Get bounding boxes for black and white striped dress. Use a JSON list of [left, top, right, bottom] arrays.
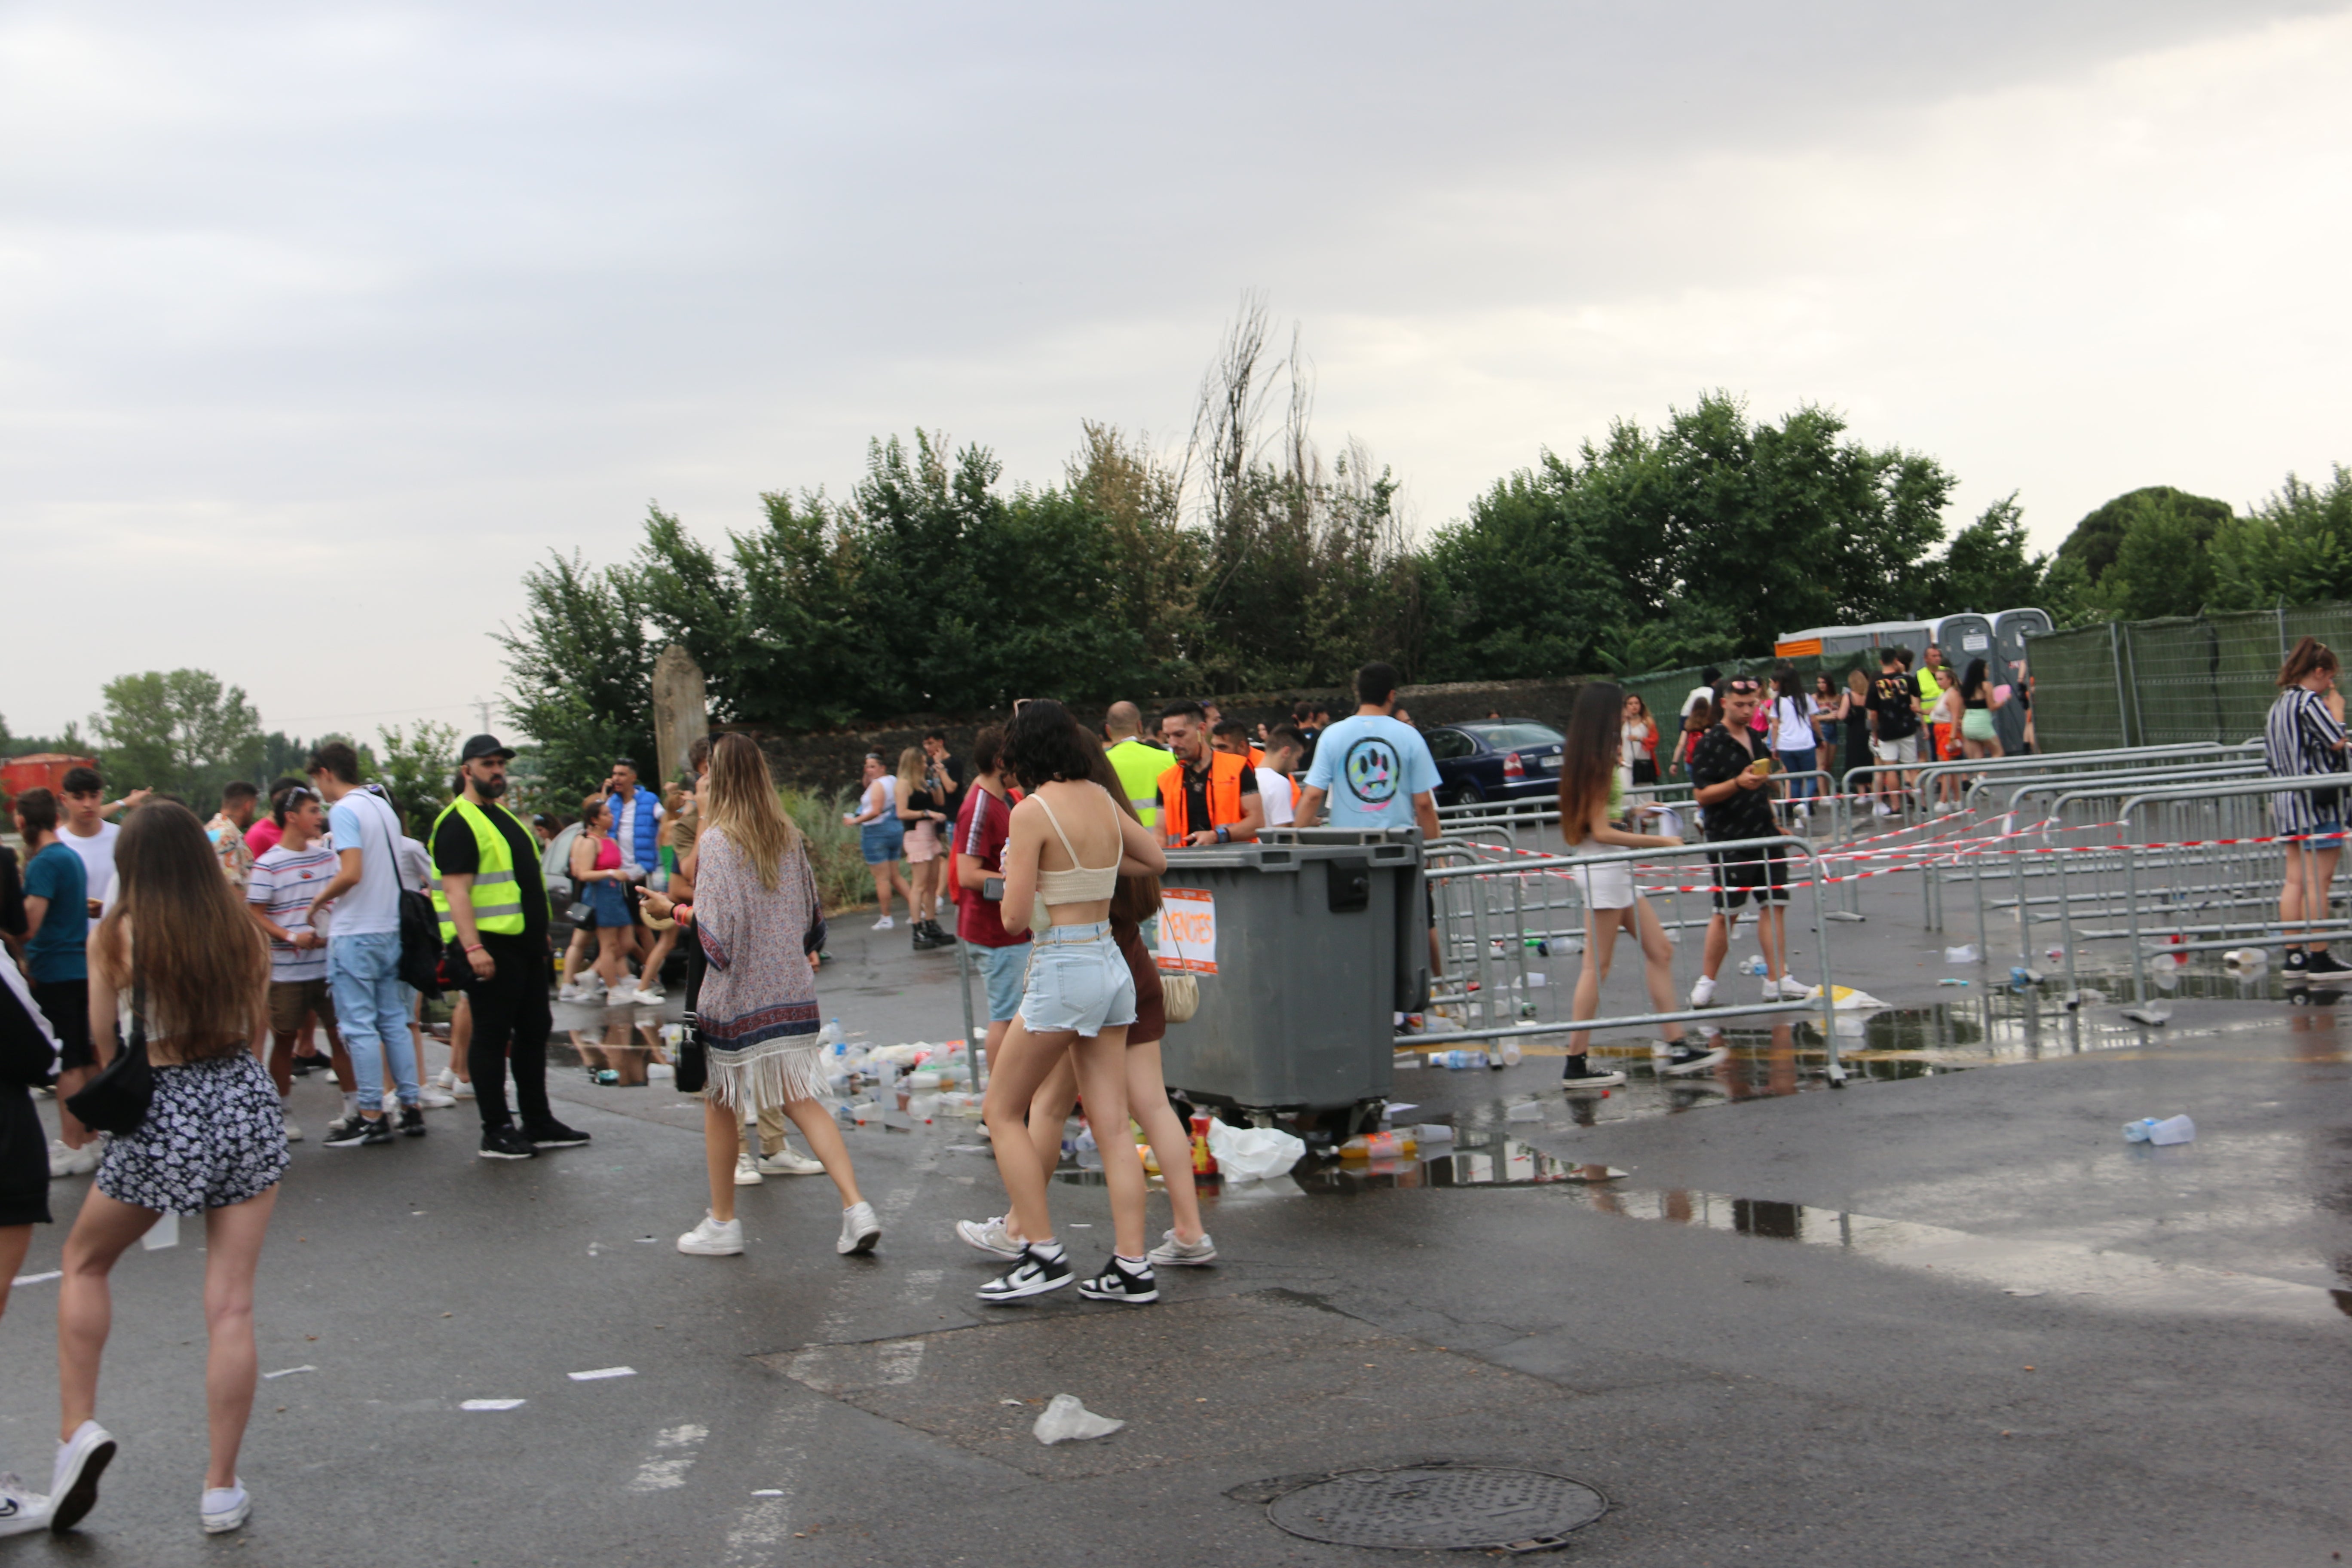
[[2263, 686, 2347, 833]]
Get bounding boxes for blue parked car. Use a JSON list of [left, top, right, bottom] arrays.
[[1421, 720, 1566, 806]]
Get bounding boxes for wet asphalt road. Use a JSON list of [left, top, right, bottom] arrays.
[[0, 872, 2347, 1568]]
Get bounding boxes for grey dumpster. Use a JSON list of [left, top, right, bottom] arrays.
[[1157, 827, 1427, 1137]]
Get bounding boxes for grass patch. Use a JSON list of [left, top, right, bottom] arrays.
[[782, 785, 880, 913]]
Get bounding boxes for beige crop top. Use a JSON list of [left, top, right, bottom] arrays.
[[1029, 785, 1123, 933]]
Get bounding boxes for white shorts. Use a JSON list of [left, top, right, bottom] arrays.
[[1572, 860, 1635, 911], [1871, 733, 1919, 765], [1018, 922, 1138, 1038]]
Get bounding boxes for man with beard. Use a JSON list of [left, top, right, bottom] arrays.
[[430, 735, 587, 1161]]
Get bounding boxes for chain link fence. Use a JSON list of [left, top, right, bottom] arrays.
[[2024, 603, 2352, 750]]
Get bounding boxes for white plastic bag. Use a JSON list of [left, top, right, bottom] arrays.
[[1032, 1393, 1124, 1445], [1205, 1121, 1306, 1181], [1944, 944, 1979, 964]]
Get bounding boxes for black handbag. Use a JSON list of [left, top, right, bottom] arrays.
[[674, 938, 708, 1094], [66, 984, 154, 1136]]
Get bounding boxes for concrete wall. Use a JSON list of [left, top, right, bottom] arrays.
[[749, 676, 1586, 799]]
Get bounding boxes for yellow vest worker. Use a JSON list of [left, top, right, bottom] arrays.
[[1106, 738, 1167, 830]]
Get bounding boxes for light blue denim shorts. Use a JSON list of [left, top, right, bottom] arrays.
[[973, 941, 1030, 1023], [1018, 921, 1137, 1038]]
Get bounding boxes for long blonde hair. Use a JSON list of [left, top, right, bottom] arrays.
[[895, 746, 926, 808], [701, 733, 799, 889], [92, 802, 268, 1058]]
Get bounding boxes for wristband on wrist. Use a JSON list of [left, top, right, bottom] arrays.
[[463, 943, 484, 953]]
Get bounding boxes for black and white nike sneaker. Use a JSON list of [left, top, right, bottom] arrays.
[[1076, 1257, 1159, 1305], [977, 1244, 1072, 1303]]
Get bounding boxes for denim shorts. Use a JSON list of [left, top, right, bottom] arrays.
[[2306, 818, 2346, 848], [1018, 921, 1137, 1038], [860, 820, 904, 865], [972, 940, 1030, 1023]]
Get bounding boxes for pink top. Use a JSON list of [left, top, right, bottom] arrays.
[[594, 835, 620, 873], [246, 818, 284, 857]]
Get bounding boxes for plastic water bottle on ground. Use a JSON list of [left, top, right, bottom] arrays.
[[2123, 1115, 2195, 1145]]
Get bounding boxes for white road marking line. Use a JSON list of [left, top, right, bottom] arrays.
[[10, 1271, 61, 1286], [570, 1366, 637, 1381], [461, 1399, 526, 1411], [262, 1365, 317, 1380], [629, 1422, 710, 1492]]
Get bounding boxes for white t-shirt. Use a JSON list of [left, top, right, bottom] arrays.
[[1304, 714, 1441, 830], [61, 820, 119, 907], [1680, 684, 1715, 718], [1770, 695, 1818, 752], [324, 789, 404, 937], [612, 789, 665, 871], [1257, 768, 1295, 827], [397, 835, 433, 894]]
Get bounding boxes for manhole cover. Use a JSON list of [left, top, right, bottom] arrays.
[[1266, 1464, 1605, 1551]]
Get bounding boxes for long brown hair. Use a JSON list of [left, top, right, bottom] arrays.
[[92, 802, 268, 1059], [2279, 636, 2339, 689], [1084, 723, 1161, 924], [702, 732, 800, 890], [1557, 682, 1622, 846]]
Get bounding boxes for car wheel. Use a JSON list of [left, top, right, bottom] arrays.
[[1442, 784, 1482, 808]]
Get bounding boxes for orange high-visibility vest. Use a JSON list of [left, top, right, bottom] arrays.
[[1158, 753, 1248, 844]]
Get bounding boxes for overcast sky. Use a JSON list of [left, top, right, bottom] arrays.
[[5, 1, 2349, 745]]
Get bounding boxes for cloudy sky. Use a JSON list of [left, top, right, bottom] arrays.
[[5, 1, 2349, 746]]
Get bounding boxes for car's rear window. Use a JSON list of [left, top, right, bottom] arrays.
[[1462, 723, 1563, 750]]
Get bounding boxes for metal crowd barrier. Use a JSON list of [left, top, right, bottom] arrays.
[[1412, 835, 1849, 1083]]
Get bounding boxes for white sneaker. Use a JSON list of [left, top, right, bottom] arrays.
[[1935, 801, 1958, 815], [450, 1077, 475, 1099], [0, 1473, 50, 1537], [557, 982, 588, 1003], [956, 1215, 1023, 1260], [1872, 802, 1894, 818], [49, 1419, 114, 1534], [1688, 975, 1717, 1009], [48, 1138, 101, 1179], [282, 1118, 303, 1144], [757, 1145, 825, 1176], [416, 1087, 456, 1109], [200, 1480, 250, 1534], [1776, 974, 1813, 1001], [1146, 1229, 1217, 1267], [633, 983, 666, 1005], [677, 1213, 743, 1256], [431, 1067, 456, 1090], [872, 916, 894, 931], [733, 1152, 764, 1187], [604, 981, 639, 1008], [836, 1201, 881, 1256]]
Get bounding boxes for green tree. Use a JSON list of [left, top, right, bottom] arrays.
[[1422, 459, 1626, 679], [374, 720, 462, 833], [2207, 466, 2352, 611], [91, 669, 263, 808], [1920, 495, 2049, 613], [2055, 485, 2232, 587], [2097, 490, 2228, 619], [495, 552, 654, 802]]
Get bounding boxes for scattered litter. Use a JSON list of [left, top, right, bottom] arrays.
[[2045, 946, 2065, 962], [1391, 1054, 1424, 1069], [568, 1366, 637, 1381], [1383, 1103, 1419, 1116], [143, 1212, 180, 1250], [1413, 1124, 1454, 1144], [2123, 1115, 2195, 1145], [1067, 1223, 1092, 1228], [10, 1271, 60, 1287], [2064, 987, 2107, 1009], [1809, 985, 1888, 1009], [2223, 947, 2270, 969], [2008, 967, 2044, 987], [1943, 944, 1979, 964], [1205, 1121, 1305, 1182], [1032, 1393, 1124, 1445], [2151, 966, 2179, 992], [999, 1399, 1025, 1406], [1937, 978, 1970, 987], [635, 1237, 658, 1244], [1504, 1100, 1544, 1122], [262, 1365, 317, 1380], [460, 1399, 526, 1411], [2120, 1004, 2172, 1026]]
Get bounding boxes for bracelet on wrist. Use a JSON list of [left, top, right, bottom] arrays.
[[463, 943, 484, 953]]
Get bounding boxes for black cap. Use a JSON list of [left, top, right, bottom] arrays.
[[459, 734, 516, 763]]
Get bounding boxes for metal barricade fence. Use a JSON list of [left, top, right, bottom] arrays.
[[1411, 835, 1850, 1083]]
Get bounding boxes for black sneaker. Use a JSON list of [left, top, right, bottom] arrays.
[[2285, 949, 2309, 974], [398, 1106, 428, 1138], [1559, 1054, 1627, 1090], [1076, 1256, 1159, 1305], [526, 1120, 591, 1149], [2305, 949, 2349, 976], [977, 1244, 1073, 1303], [478, 1126, 538, 1160], [291, 1056, 327, 1076], [1660, 1043, 1729, 1076], [323, 1115, 393, 1148]]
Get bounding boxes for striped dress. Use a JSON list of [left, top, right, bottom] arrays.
[[2263, 685, 2347, 832], [692, 827, 827, 1111]]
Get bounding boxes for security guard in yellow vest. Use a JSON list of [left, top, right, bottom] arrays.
[[430, 734, 584, 1160], [1101, 700, 1167, 830]]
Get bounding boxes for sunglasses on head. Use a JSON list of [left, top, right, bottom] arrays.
[[1724, 679, 1761, 693]]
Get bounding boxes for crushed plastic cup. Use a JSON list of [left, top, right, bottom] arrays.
[[1496, 1040, 1523, 1067], [2123, 1115, 2195, 1145], [2223, 947, 2269, 969], [1504, 1100, 1544, 1122], [1944, 944, 1980, 964], [1032, 1393, 1124, 1445]]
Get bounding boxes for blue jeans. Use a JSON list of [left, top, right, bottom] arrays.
[[1777, 749, 1819, 800], [328, 931, 420, 1114]]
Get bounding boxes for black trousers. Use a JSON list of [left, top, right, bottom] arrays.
[[463, 941, 553, 1133], [31, 979, 92, 1072]]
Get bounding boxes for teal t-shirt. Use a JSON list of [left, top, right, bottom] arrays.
[[1304, 714, 1441, 830], [23, 841, 89, 983]]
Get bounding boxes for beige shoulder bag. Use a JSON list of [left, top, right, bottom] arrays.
[[1157, 908, 1200, 1024]]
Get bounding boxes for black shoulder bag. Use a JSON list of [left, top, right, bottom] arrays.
[[67, 984, 155, 1136]]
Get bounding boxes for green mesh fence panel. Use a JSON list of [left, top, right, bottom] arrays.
[[2022, 601, 2352, 751], [2021, 624, 2123, 752]]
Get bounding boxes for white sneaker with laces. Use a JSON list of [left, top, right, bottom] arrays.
[[1688, 974, 1717, 1009], [956, 1215, 1023, 1259], [47, 1138, 100, 1179], [49, 1418, 114, 1534], [733, 1152, 764, 1186], [634, 983, 666, 1004], [604, 981, 639, 1008], [416, 1087, 456, 1109], [1873, 801, 1894, 818], [431, 1067, 455, 1090], [200, 1481, 250, 1534], [0, 1473, 49, 1537], [1777, 974, 1814, 1000], [450, 1078, 475, 1099], [1146, 1229, 1217, 1267], [837, 1201, 881, 1256], [758, 1145, 825, 1176], [872, 916, 894, 931], [677, 1213, 743, 1255]]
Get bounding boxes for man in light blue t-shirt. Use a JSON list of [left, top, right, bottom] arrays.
[[1298, 661, 1442, 839]]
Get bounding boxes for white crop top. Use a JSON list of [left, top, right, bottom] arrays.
[[1029, 785, 1123, 933]]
